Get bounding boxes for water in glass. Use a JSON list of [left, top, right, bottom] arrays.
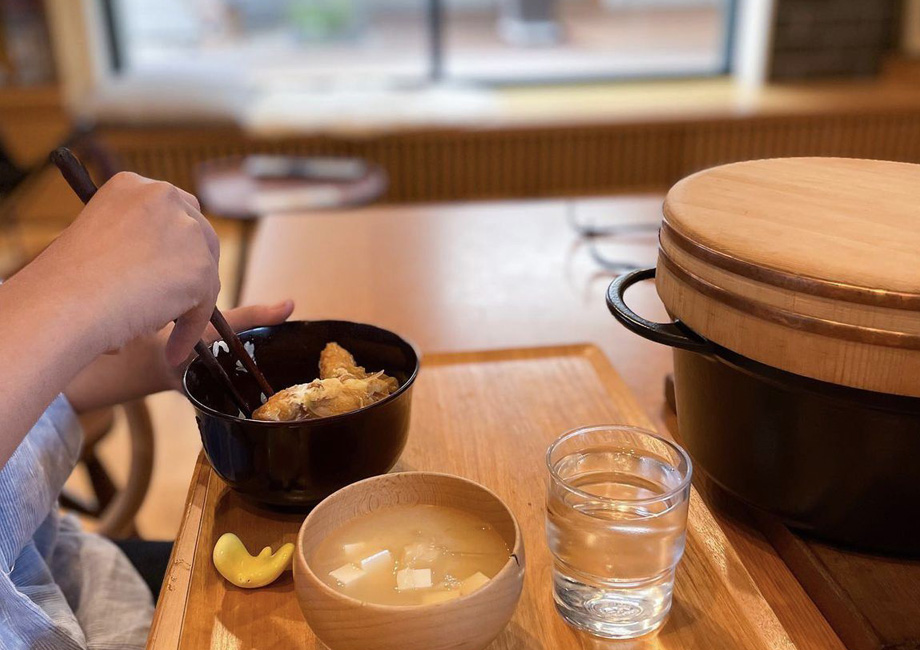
[[546, 426, 691, 639]]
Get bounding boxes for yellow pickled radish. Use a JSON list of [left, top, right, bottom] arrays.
[[213, 533, 294, 589]]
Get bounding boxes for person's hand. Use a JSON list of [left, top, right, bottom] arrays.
[[35, 172, 220, 364], [162, 299, 296, 391], [63, 300, 295, 412]]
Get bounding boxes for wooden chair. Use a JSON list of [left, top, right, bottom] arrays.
[[62, 402, 155, 538]]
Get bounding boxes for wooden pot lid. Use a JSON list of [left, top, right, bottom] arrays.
[[657, 157, 920, 397]]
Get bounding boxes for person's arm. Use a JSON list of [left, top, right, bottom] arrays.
[[0, 171, 221, 470], [0, 262, 109, 468], [64, 301, 294, 413]]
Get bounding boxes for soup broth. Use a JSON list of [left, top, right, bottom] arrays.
[[311, 504, 510, 606]]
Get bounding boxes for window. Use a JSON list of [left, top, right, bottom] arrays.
[[444, 0, 734, 82], [109, 0, 432, 89], [106, 0, 736, 88]]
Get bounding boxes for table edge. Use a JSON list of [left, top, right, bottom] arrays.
[[146, 454, 212, 650]]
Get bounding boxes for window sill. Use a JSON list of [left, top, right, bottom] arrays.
[[53, 56, 920, 136], [241, 59, 920, 136]]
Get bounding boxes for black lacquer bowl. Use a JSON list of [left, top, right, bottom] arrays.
[[183, 320, 419, 508]]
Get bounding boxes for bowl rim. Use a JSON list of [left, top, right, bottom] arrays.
[[182, 319, 421, 427], [295, 471, 525, 612]]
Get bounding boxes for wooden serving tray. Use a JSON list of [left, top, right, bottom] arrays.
[[147, 346, 798, 650]]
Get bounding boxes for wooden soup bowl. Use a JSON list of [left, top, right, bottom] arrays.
[[294, 472, 525, 650]]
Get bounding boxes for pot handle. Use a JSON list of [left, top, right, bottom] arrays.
[[606, 267, 713, 353]]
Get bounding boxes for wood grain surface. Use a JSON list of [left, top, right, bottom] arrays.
[[759, 514, 920, 650], [663, 158, 920, 297], [149, 346, 801, 650], [658, 158, 920, 397], [655, 256, 920, 397]]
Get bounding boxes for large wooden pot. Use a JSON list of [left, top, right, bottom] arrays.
[[607, 158, 920, 555]]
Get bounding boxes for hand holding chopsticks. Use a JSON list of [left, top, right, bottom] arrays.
[[50, 147, 274, 417]]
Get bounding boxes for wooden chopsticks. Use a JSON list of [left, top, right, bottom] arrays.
[[50, 147, 274, 417]]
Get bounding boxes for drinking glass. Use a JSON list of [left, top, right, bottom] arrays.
[[545, 425, 692, 639]]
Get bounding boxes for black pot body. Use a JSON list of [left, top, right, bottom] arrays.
[[184, 320, 419, 508], [607, 269, 920, 556], [673, 346, 920, 555]]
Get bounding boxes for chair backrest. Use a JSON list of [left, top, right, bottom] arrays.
[[0, 131, 123, 278]]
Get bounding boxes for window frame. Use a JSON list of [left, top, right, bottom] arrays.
[[100, 0, 739, 86]]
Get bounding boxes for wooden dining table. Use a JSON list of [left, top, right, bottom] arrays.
[[150, 196, 849, 650], [238, 196, 673, 422]]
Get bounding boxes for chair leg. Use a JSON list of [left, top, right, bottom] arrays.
[[96, 400, 155, 539], [64, 400, 155, 540], [59, 490, 100, 517], [84, 449, 118, 512]]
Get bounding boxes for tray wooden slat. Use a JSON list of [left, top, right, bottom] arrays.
[[149, 345, 798, 649], [760, 514, 920, 650]]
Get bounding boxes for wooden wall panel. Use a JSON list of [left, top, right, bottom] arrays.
[[97, 111, 920, 205]]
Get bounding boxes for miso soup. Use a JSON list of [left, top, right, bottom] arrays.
[[311, 504, 510, 606]]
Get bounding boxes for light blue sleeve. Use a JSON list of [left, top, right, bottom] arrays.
[[0, 395, 82, 572]]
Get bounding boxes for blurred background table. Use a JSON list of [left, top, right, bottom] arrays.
[[196, 155, 388, 302], [240, 194, 843, 650], [240, 195, 670, 419]]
